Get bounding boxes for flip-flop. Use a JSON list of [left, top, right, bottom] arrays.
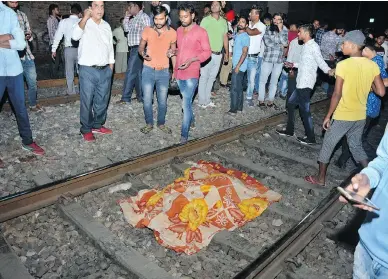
[[304, 175, 325, 186]]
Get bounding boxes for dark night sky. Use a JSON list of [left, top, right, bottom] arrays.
[[288, 1, 388, 32]]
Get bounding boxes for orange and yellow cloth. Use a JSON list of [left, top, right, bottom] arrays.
[[118, 161, 281, 255]]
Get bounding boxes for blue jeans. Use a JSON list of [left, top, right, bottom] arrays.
[[258, 61, 283, 102], [286, 88, 315, 141], [353, 243, 388, 279], [79, 65, 112, 134], [0, 74, 33, 145], [230, 70, 244, 112], [142, 66, 170, 126], [177, 78, 198, 140], [253, 56, 263, 93], [122, 46, 143, 102], [246, 56, 258, 100], [21, 58, 38, 106], [277, 69, 288, 97]]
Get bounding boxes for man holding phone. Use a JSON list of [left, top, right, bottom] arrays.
[[138, 5, 176, 135], [72, 1, 115, 142], [339, 126, 388, 278], [173, 3, 211, 143]]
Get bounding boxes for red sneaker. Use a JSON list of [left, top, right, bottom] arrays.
[[22, 142, 45, 156], [92, 126, 112, 135], [83, 132, 96, 142]]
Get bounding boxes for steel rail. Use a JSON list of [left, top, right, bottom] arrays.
[[0, 99, 329, 223]]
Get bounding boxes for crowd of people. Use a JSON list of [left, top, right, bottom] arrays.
[[1, 1, 388, 277]]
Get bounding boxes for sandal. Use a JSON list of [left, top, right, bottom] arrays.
[[304, 175, 325, 186], [257, 102, 266, 108], [140, 125, 153, 134], [158, 125, 172, 134]]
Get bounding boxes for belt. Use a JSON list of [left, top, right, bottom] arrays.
[[212, 51, 222, 55], [130, 45, 139, 48], [65, 46, 77, 48], [91, 65, 108, 70], [248, 53, 259, 57], [149, 66, 169, 71]]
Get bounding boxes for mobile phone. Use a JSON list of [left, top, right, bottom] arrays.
[[178, 63, 187, 69], [337, 187, 380, 211]]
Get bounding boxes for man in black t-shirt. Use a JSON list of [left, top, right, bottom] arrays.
[[375, 33, 386, 58]]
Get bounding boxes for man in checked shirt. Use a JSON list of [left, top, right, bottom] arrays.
[[118, 1, 151, 104]]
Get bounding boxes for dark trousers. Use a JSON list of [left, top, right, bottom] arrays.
[[337, 116, 374, 164], [286, 87, 315, 141], [50, 44, 62, 78], [286, 71, 297, 108], [0, 74, 33, 145], [230, 70, 244, 113], [321, 60, 336, 97], [121, 46, 143, 102], [79, 65, 112, 134]]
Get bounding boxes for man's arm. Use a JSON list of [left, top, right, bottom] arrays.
[[223, 32, 229, 61], [47, 17, 56, 42], [138, 38, 147, 57], [170, 41, 177, 70], [245, 26, 261, 36], [322, 76, 343, 129], [73, 8, 91, 41], [0, 15, 26, 50], [108, 29, 115, 70], [371, 75, 386, 97], [313, 44, 331, 73], [52, 20, 65, 52], [196, 30, 212, 63], [24, 13, 33, 42]]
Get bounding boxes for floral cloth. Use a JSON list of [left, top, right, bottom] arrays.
[[119, 161, 281, 255]]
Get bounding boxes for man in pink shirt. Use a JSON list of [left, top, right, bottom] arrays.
[[172, 3, 211, 144]]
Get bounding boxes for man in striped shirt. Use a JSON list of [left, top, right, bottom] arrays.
[[47, 3, 61, 79], [118, 1, 151, 104]]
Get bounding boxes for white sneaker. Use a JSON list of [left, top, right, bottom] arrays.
[[198, 104, 208, 108], [207, 102, 216, 108]]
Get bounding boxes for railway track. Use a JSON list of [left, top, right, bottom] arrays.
[[0, 98, 356, 279]]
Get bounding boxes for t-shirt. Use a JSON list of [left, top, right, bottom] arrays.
[[232, 32, 250, 72], [367, 55, 388, 118], [200, 15, 228, 52], [375, 46, 385, 58], [333, 57, 380, 121], [142, 26, 177, 69], [248, 20, 266, 54]]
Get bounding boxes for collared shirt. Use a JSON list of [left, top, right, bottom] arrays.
[[359, 131, 388, 269], [112, 26, 128, 53], [141, 26, 176, 69], [47, 15, 59, 45], [52, 15, 80, 52], [232, 32, 250, 72], [72, 18, 115, 66], [0, 2, 26, 76], [262, 25, 288, 64], [15, 9, 34, 60], [320, 31, 342, 60], [248, 20, 266, 55], [367, 55, 388, 118], [200, 15, 228, 52], [124, 10, 151, 47], [294, 39, 331, 89], [314, 28, 326, 46], [175, 24, 211, 80], [286, 38, 303, 64]]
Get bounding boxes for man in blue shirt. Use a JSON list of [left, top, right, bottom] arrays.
[[0, 1, 44, 166], [227, 16, 249, 115], [340, 125, 388, 278]]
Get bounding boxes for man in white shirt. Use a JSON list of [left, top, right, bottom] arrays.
[[72, 1, 115, 142], [245, 5, 266, 106], [276, 23, 334, 145], [52, 3, 82, 95], [112, 17, 128, 73]]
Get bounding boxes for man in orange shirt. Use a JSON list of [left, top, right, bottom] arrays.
[[138, 5, 176, 134]]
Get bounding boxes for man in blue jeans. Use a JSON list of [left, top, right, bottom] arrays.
[[72, 1, 115, 142], [6, 1, 42, 112], [0, 1, 45, 164], [339, 125, 388, 279], [138, 5, 176, 135], [245, 5, 266, 106], [173, 3, 211, 144], [118, 1, 151, 104]]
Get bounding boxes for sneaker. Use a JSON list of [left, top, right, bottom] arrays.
[[180, 137, 188, 144], [158, 125, 172, 134], [198, 104, 208, 108], [280, 95, 287, 100], [207, 102, 216, 108], [92, 126, 113, 135], [140, 125, 154, 134], [226, 111, 237, 116], [83, 132, 96, 142], [116, 100, 130, 105], [22, 142, 45, 156], [190, 121, 196, 129], [297, 136, 317, 145], [246, 99, 254, 107], [29, 104, 44, 112], [276, 129, 294, 137]]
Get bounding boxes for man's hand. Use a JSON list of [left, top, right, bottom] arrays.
[[284, 61, 293, 68], [234, 66, 240, 74], [178, 58, 193, 70], [142, 52, 152, 61], [0, 34, 13, 42], [339, 174, 373, 211], [224, 54, 229, 63], [328, 69, 336, 77], [125, 10, 131, 17], [51, 52, 56, 59], [166, 49, 176, 58], [329, 54, 335, 61], [109, 64, 114, 71], [322, 116, 331, 130], [83, 7, 92, 20]]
